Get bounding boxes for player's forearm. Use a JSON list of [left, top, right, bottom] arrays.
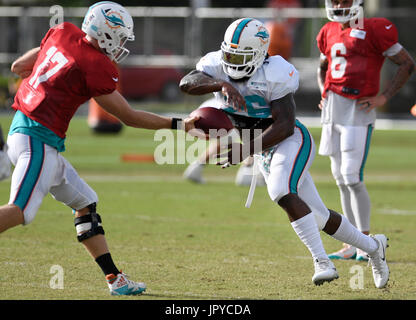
[[248, 120, 294, 155], [94, 91, 173, 130], [317, 67, 326, 94], [247, 95, 295, 154], [11, 47, 40, 78], [126, 109, 173, 130], [317, 58, 328, 95], [383, 49, 415, 101], [179, 70, 225, 95]]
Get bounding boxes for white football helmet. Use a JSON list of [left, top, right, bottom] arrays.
[[325, 0, 363, 23], [221, 18, 270, 80], [82, 1, 135, 63]]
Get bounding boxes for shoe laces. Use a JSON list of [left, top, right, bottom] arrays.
[[315, 258, 332, 271], [367, 243, 383, 275]]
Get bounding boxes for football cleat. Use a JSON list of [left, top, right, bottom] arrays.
[[312, 258, 339, 286], [183, 161, 206, 184], [328, 243, 357, 260], [356, 248, 369, 261], [368, 234, 389, 289], [106, 272, 146, 296]]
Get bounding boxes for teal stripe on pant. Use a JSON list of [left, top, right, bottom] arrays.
[[359, 124, 373, 182], [13, 136, 45, 211], [289, 120, 312, 194]]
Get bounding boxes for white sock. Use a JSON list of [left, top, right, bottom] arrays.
[[348, 182, 371, 232], [331, 215, 378, 254], [338, 184, 357, 227], [291, 213, 328, 260]]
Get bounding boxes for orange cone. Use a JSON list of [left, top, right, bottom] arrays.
[[88, 98, 123, 133]]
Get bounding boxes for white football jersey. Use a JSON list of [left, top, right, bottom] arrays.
[[196, 50, 299, 118]]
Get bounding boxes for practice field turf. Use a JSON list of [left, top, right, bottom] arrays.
[[0, 114, 415, 301]]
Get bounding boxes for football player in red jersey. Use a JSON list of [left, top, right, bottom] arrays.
[[1, 2, 197, 296], [317, 0, 415, 261]]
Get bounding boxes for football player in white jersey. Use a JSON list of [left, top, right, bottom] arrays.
[[180, 18, 390, 288]]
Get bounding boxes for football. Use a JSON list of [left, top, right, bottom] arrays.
[[189, 107, 234, 138]]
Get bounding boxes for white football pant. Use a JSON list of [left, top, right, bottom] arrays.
[[257, 120, 330, 230], [7, 133, 98, 225]]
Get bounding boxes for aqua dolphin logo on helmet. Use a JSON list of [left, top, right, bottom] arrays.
[[255, 30, 269, 40], [102, 9, 125, 29], [255, 27, 269, 45]]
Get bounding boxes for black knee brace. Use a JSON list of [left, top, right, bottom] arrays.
[[74, 203, 105, 242]]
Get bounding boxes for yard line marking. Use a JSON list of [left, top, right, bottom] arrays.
[[378, 209, 416, 215]]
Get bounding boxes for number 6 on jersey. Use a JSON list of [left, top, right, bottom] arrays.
[[330, 43, 347, 79]]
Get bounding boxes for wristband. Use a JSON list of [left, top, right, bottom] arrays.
[[171, 118, 183, 130]]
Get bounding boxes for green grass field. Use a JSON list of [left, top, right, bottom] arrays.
[[0, 114, 415, 300]]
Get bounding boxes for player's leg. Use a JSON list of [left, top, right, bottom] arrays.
[[327, 150, 358, 260], [0, 204, 24, 233], [339, 124, 373, 261], [183, 138, 220, 184], [49, 155, 145, 295], [298, 171, 389, 288], [322, 209, 389, 288], [0, 133, 51, 233], [265, 121, 338, 285], [322, 124, 363, 260]]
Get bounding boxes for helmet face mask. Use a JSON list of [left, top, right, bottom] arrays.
[[325, 0, 363, 24], [82, 1, 135, 63], [221, 18, 270, 80]]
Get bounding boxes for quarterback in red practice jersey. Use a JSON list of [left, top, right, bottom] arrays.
[[317, 0, 415, 261], [2, 2, 197, 296]]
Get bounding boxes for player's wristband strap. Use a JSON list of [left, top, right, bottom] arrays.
[[171, 118, 183, 130]]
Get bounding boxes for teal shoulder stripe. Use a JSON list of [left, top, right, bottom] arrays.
[[289, 120, 312, 193], [359, 124, 373, 182], [231, 18, 253, 45], [13, 136, 45, 211]]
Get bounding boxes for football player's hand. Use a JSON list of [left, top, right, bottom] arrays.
[[216, 142, 247, 168], [318, 97, 325, 110], [357, 95, 387, 113], [221, 82, 247, 112], [183, 115, 200, 132]]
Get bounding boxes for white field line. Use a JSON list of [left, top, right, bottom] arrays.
[[378, 208, 416, 215]]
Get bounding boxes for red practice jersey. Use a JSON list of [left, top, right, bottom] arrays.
[[12, 22, 118, 138], [317, 18, 398, 99]]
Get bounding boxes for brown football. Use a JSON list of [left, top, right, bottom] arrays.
[[189, 107, 234, 137]]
